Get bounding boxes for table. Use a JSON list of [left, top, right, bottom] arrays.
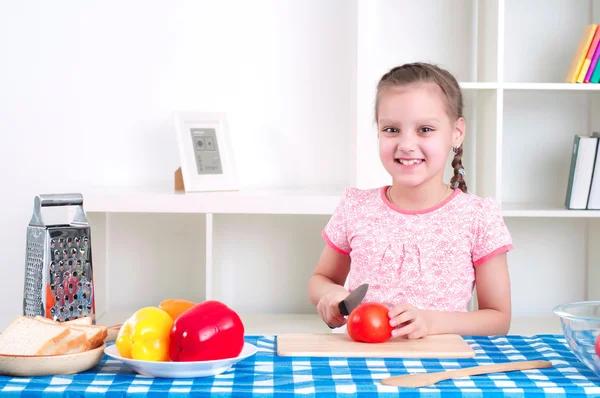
[[0, 334, 599, 397]]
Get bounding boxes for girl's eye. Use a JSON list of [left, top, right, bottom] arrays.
[[419, 127, 434, 134], [382, 127, 398, 133]]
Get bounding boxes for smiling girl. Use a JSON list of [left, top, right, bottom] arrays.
[[308, 62, 513, 339]]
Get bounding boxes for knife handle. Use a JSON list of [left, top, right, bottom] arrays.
[[326, 301, 349, 329], [338, 301, 349, 316]]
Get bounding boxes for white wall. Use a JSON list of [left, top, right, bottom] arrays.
[[354, 0, 479, 190], [1, 0, 597, 333], [0, 0, 354, 329]]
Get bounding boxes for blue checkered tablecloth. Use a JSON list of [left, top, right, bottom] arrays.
[[1, 334, 599, 397]]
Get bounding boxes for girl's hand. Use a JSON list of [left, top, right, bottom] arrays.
[[316, 290, 350, 328], [388, 303, 431, 339]]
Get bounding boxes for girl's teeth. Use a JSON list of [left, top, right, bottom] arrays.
[[399, 159, 423, 165]]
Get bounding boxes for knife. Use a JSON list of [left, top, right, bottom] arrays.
[[338, 283, 369, 316]]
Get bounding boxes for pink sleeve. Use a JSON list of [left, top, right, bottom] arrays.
[[472, 198, 513, 267], [322, 188, 353, 256]]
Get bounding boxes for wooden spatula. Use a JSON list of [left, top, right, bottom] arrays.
[[380, 359, 552, 388]]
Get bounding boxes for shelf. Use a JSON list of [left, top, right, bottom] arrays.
[[456, 83, 600, 91], [81, 186, 344, 215], [96, 311, 563, 336], [503, 83, 600, 91], [81, 190, 600, 218], [502, 203, 600, 218], [459, 82, 498, 90], [459, 83, 600, 91]]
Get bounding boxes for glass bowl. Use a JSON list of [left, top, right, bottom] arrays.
[[553, 301, 600, 377]]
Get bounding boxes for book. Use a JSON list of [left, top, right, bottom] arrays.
[[565, 24, 598, 83], [587, 132, 600, 209], [565, 134, 598, 209], [585, 40, 600, 82], [592, 53, 600, 83], [582, 27, 600, 82]]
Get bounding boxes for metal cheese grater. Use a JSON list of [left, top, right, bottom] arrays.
[[23, 193, 95, 323]]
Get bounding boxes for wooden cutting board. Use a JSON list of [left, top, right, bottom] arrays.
[[276, 333, 475, 358]]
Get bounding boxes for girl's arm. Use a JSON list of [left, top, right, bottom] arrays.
[[308, 245, 351, 305], [308, 245, 352, 328], [389, 253, 511, 337], [427, 253, 511, 336]]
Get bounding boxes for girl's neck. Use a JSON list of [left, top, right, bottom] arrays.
[[387, 180, 451, 211]]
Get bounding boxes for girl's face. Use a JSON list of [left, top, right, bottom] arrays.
[[377, 82, 465, 189]]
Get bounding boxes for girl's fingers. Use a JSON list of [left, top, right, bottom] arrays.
[[392, 319, 419, 337], [317, 302, 326, 320], [388, 304, 411, 319], [331, 312, 347, 327], [326, 303, 346, 328], [318, 302, 333, 326], [329, 317, 346, 328], [385, 304, 427, 340], [390, 310, 414, 327]]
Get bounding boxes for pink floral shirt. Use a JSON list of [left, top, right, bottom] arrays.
[[322, 186, 513, 313]]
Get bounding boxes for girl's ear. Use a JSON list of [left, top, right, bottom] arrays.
[[453, 117, 466, 148]]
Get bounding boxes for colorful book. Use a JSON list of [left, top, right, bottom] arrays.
[[582, 27, 600, 82], [565, 24, 597, 83], [585, 38, 600, 82], [592, 53, 600, 83]]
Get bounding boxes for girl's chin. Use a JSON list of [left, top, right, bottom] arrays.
[[389, 171, 443, 187], [385, 164, 425, 179], [391, 179, 425, 188]]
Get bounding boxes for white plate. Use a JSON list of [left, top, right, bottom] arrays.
[[104, 342, 257, 378], [0, 343, 106, 377]]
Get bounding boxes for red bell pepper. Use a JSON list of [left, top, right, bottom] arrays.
[[168, 300, 245, 362]]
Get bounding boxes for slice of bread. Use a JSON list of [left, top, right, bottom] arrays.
[[44, 328, 87, 355], [65, 325, 107, 351], [65, 316, 93, 326], [0, 316, 70, 356], [35, 316, 108, 351]]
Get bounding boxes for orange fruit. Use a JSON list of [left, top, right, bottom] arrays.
[[158, 299, 196, 321]]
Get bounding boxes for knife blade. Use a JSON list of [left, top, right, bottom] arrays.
[[338, 283, 369, 316]]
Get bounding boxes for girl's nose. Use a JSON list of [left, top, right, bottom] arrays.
[[395, 135, 416, 153]]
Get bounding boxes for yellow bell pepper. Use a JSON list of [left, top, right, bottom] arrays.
[[115, 307, 173, 361]]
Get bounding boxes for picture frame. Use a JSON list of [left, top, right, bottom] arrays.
[[173, 111, 239, 192]]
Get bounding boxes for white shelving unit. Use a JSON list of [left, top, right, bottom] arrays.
[[83, 0, 600, 337]]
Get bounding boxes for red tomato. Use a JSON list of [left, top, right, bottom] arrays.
[[347, 302, 393, 343], [595, 333, 600, 359]]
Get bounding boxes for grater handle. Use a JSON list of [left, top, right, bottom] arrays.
[[29, 193, 89, 227], [38, 194, 83, 207]]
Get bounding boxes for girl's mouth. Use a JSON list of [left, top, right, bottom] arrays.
[[395, 158, 424, 166]]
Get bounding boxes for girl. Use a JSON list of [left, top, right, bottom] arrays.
[[308, 62, 513, 339]]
